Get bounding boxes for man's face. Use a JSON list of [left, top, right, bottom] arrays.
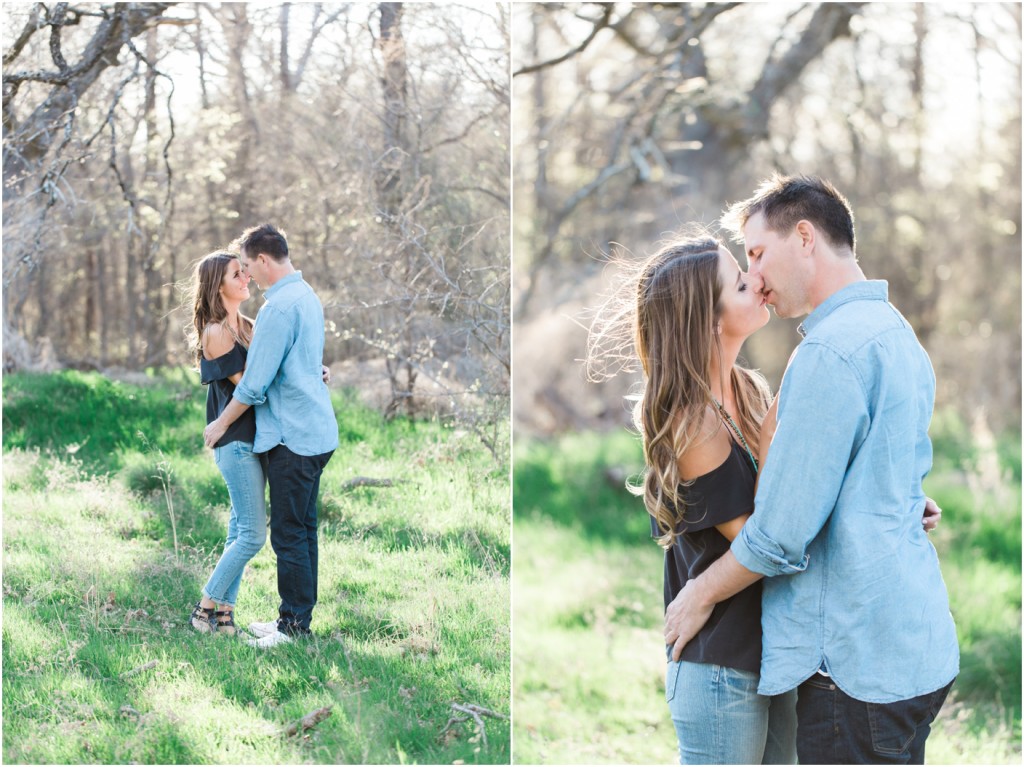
[[742, 211, 811, 319], [239, 247, 268, 290]]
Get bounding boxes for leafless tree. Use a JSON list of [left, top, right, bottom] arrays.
[[2, 3, 511, 455], [513, 2, 1021, 436]]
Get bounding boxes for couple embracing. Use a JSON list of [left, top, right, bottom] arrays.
[[185, 224, 338, 648], [620, 174, 959, 764]]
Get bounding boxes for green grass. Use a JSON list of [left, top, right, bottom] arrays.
[[2, 370, 510, 764], [512, 417, 1022, 765]]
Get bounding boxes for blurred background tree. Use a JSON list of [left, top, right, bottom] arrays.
[[3, 1, 509, 449], [511, 1, 1021, 440]]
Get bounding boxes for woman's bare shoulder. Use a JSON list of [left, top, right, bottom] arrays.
[[676, 407, 731, 481], [201, 322, 233, 359]]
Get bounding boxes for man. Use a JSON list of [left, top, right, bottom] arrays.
[[204, 223, 338, 648], [664, 175, 958, 763]]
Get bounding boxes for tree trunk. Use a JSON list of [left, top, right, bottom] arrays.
[[221, 4, 258, 222], [86, 248, 97, 356], [376, 2, 407, 215], [375, 3, 419, 417], [668, 2, 862, 199], [280, 3, 293, 92]]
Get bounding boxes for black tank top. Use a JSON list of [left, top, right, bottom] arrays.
[[200, 343, 257, 448], [654, 438, 762, 673]]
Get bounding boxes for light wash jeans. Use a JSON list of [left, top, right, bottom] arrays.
[[666, 657, 797, 765], [202, 440, 267, 607]]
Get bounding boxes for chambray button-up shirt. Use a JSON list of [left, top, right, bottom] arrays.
[[233, 271, 339, 456], [732, 280, 959, 703]]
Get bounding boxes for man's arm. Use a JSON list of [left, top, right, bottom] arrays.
[[664, 344, 869, 659], [203, 304, 292, 448], [664, 550, 762, 660], [204, 303, 291, 447]]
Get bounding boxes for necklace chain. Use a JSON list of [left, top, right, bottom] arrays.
[[712, 397, 759, 473], [225, 320, 245, 347]]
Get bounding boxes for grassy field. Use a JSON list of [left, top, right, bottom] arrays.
[[2, 370, 510, 764], [512, 412, 1022, 764]]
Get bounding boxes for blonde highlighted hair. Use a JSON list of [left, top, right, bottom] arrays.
[[588, 231, 771, 549]]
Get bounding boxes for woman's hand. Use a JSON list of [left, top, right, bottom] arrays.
[[922, 497, 941, 532], [664, 581, 715, 660], [204, 418, 228, 448]]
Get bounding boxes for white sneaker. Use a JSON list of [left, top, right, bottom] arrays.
[[247, 630, 293, 648], [248, 619, 279, 638]]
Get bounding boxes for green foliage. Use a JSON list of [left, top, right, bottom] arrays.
[[513, 420, 1022, 764], [2, 370, 205, 469], [929, 408, 978, 473], [2, 371, 510, 765], [512, 431, 649, 548]]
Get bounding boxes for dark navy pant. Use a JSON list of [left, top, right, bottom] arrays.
[[262, 444, 333, 635], [796, 674, 954, 764]]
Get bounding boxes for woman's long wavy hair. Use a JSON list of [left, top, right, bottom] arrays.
[[185, 251, 253, 366], [631, 235, 771, 549]]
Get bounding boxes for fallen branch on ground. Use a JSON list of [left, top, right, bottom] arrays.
[[285, 706, 332, 737], [440, 702, 509, 747], [340, 476, 403, 491], [121, 660, 158, 678]]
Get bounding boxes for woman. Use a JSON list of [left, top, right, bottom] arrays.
[[630, 234, 796, 764], [186, 251, 266, 636]]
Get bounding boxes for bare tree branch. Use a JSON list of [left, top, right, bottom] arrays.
[[3, 2, 173, 198], [3, 4, 46, 68], [292, 3, 350, 89], [513, 3, 614, 77], [748, 3, 864, 133]]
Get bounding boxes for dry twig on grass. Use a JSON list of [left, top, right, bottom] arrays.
[[121, 659, 158, 678], [440, 702, 509, 747], [285, 705, 332, 737], [339, 476, 402, 491]]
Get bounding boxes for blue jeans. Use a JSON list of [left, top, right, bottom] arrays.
[[263, 445, 333, 635], [666, 658, 797, 765], [202, 440, 267, 607], [795, 674, 954, 764]]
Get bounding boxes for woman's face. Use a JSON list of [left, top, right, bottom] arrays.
[[219, 258, 251, 304], [716, 246, 769, 341]]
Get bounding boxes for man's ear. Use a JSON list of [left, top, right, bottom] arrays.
[[794, 220, 815, 253]]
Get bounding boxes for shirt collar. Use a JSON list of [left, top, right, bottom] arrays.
[[264, 270, 303, 300], [798, 280, 889, 338]]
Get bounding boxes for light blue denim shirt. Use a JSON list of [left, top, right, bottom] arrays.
[[233, 271, 339, 456], [731, 280, 959, 703]]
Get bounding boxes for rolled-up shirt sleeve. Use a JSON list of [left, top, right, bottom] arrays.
[[731, 341, 871, 578], [233, 305, 292, 406]]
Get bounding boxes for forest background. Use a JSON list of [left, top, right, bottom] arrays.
[[4, 1, 510, 435], [512, 3, 1021, 764], [3, 2, 511, 764]]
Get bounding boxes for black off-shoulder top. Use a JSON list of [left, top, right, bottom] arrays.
[[654, 438, 763, 673], [199, 343, 257, 449]]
